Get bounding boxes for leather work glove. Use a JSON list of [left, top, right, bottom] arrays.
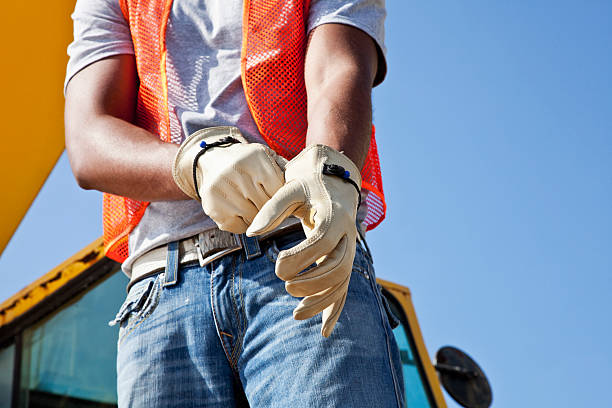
[[173, 126, 287, 233], [246, 144, 362, 337]]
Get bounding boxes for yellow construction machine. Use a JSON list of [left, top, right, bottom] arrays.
[[0, 2, 491, 407]]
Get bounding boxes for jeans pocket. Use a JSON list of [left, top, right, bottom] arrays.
[[377, 283, 401, 330], [110, 275, 162, 343]]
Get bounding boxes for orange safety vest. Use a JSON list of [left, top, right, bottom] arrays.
[[105, 0, 386, 262]]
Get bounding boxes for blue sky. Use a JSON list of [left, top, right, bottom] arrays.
[[1, 1, 611, 407]]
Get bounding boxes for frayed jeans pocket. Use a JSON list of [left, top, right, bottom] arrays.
[[109, 275, 162, 346]]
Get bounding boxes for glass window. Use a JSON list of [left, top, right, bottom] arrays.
[[386, 291, 435, 407], [19, 269, 127, 408], [0, 343, 15, 406]]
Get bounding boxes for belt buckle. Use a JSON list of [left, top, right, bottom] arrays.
[[196, 231, 230, 266], [194, 236, 206, 266], [194, 229, 261, 265]]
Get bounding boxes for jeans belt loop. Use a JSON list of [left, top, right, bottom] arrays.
[[163, 241, 180, 287], [237, 233, 262, 260]]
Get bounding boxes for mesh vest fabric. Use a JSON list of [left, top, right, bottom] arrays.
[[241, 0, 386, 230], [104, 0, 386, 263], [104, 0, 174, 262]]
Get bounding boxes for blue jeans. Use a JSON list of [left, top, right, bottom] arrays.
[[112, 235, 405, 407]]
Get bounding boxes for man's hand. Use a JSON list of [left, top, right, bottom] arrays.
[[173, 126, 287, 233], [247, 144, 361, 337]]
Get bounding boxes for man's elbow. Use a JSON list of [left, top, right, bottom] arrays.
[[74, 172, 96, 191], [65, 128, 97, 191], [67, 152, 96, 191]]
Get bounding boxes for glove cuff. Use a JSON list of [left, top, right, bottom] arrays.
[[172, 126, 247, 199], [286, 144, 362, 188]]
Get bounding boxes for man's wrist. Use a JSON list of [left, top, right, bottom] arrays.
[[172, 127, 248, 200]]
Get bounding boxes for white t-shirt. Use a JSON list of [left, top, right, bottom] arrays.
[[65, 0, 387, 276]]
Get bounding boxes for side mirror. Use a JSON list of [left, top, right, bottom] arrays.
[[434, 346, 492, 408]]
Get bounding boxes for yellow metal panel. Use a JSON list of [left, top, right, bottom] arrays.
[[378, 278, 448, 408], [0, 238, 104, 328], [0, 0, 76, 256]]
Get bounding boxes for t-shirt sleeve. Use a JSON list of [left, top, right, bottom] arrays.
[[64, 0, 134, 94], [307, 0, 387, 86]]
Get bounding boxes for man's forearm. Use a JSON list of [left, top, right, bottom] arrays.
[[65, 55, 188, 202], [305, 73, 373, 170], [66, 114, 185, 201], [304, 24, 379, 170]]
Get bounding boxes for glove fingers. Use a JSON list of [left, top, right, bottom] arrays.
[[203, 198, 254, 234], [216, 216, 249, 233], [204, 180, 259, 219], [321, 288, 348, 338], [219, 177, 263, 217], [220, 165, 274, 209], [274, 223, 341, 281], [246, 181, 306, 236], [292, 274, 349, 321], [284, 235, 351, 297], [240, 181, 271, 210]]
